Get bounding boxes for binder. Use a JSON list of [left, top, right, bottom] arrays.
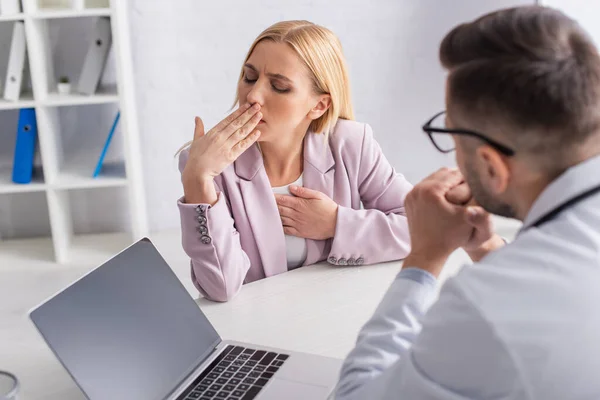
[[3, 21, 26, 102], [12, 108, 38, 184], [77, 17, 112, 95], [93, 111, 120, 178], [0, 0, 21, 15]]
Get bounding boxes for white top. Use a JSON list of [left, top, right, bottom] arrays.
[[272, 175, 308, 270], [335, 154, 600, 400]]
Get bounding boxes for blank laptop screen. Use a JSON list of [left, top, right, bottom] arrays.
[[30, 238, 220, 400]]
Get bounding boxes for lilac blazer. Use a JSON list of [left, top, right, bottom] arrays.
[[178, 119, 412, 301]]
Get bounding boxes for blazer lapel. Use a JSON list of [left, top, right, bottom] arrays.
[[302, 132, 336, 265], [235, 144, 288, 277]]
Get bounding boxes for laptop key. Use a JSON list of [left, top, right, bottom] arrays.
[[249, 371, 261, 378], [219, 361, 231, 367], [239, 355, 250, 361], [233, 390, 245, 397], [216, 378, 228, 385], [259, 352, 276, 366], [241, 366, 251, 373], [276, 354, 289, 361], [222, 372, 233, 378], [210, 384, 222, 391], [261, 372, 273, 379], [224, 384, 236, 391], [228, 366, 239, 372], [230, 378, 241, 385], [243, 348, 255, 354], [233, 360, 244, 367], [273, 360, 284, 367], [238, 384, 250, 391], [214, 367, 225, 373], [255, 378, 269, 387], [254, 365, 265, 372], [246, 361, 257, 367], [241, 385, 262, 400], [250, 350, 266, 361], [266, 366, 278, 373], [225, 355, 236, 361], [235, 372, 246, 379], [202, 379, 214, 385], [243, 378, 256, 385], [196, 385, 209, 392], [205, 391, 217, 397], [187, 392, 201, 399], [231, 346, 244, 355], [216, 392, 229, 398]]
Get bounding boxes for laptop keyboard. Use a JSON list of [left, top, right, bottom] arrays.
[[178, 345, 289, 400]]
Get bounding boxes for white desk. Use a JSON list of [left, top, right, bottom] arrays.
[[0, 232, 472, 400]]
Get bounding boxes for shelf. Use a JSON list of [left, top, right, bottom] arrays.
[[0, 93, 35, 110], [0, 166, 46, 194], [40, 87, 119, 107], [55, 160, 127, 190], [29, 8, 112, 20], [0, 13, 24, 22]]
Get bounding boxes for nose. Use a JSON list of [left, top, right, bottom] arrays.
[[246, 79, 266, 107]]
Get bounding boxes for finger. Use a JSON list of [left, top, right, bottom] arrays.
[[289, 185, 323, 200], [466, 206, 492, 230], [227, 111, 262, 146], [283, 226, 301, 237], [208, 103, 253, 135], [426, 167, 463, 187], [280, 216, 296, 226], [221, 103, 262, 139], [193, 117, 205, 140], [275, 194, 300, 211], [277, 204, 298, 218], [445, 181, 472, 205], [230, 130, 261, 160]]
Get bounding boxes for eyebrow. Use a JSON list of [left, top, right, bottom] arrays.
[[244, 63, 292, 83]]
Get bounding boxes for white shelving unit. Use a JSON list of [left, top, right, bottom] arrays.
[[0, 0, 148, 262]]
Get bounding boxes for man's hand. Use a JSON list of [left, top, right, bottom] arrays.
[[275, 186, 339, 240], [445, 181, 506, 262], [403, 168, 474, 277]]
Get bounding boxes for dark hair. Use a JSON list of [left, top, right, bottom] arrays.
[[440, 6, 600, 156]]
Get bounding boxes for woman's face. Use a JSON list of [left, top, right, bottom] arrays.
[[237, 40, 329, 143]]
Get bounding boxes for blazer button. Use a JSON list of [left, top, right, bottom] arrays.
[[347, 258, 356, 266], [200, 235, 212, 245], [327, 256, 337, 265], [195, 205, 206, 215], [356, 257, 364, 265], [197, 225, 208, 235], [197, 215, 207, 224], [338, 258, 347, 266]]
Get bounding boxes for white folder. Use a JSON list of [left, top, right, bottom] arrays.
[[3, 21, 26, 102], [77, 17, 112, 95], [0, 0, 21, 15]]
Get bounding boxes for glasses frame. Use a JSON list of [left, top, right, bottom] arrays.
[[422, 111, 515, 156]]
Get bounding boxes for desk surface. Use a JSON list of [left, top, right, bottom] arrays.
[[0, 231, 471, 400]]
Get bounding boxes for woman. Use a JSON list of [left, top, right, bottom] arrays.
[[177, 20, 412, 302]]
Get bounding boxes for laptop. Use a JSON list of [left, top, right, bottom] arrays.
[[29, 237, 343, 400]]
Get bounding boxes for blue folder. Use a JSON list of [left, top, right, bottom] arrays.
[[12, 108, 38, 184], [93, 111, 120, 178]]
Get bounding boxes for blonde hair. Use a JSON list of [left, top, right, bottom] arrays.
[[177, 20, 354, 154], [235, 20, 354, 135]]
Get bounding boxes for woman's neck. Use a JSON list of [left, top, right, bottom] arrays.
[[260, 137, 304, 187]]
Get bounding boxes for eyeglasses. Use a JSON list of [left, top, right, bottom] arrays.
[[422, 111, 515, 156]]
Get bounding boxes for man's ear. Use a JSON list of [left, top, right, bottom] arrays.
[[308, 94, 332, 120], [476, 146, 511, 195]]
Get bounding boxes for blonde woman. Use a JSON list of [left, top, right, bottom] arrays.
[[178, 20, 412, 302]]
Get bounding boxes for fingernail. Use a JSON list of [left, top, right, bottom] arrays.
[[289, 185, 297, 191], [244, 103, 251, 108]]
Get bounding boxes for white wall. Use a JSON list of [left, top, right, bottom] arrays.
[[2, 0, 539, 237], [130, 0, 535, 232]]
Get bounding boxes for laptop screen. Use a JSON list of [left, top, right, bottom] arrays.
[[30, 238, 221, 400]]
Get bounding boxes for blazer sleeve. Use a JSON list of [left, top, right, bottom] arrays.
[[328, 124, 412, 266], [177, 150, 252, 302]]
